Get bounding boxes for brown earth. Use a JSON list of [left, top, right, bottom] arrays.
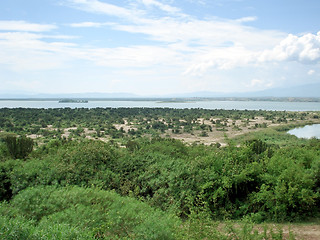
[[272, 224, 320, 240]]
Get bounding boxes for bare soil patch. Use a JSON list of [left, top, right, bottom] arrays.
[[278, 224, 320, 240]]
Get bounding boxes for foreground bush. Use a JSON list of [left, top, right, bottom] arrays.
[[7, 140, 121, 195], [0, 214, 93, 240], [3, 137, 320, 222], [1, 199, 295, 240], [1, 185, 180, 240]]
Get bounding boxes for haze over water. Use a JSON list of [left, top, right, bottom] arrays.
[[1, 100, 320, 111]]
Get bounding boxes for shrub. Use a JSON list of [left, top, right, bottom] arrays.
[[0, 161, 14, 201], [7, 186, 180, 240], [8, 140, 122, 195], [4, 136, 33, 159], [249, 147, 320, 221], [0, 212, 93, 240]]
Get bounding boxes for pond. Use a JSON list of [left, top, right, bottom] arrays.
[[287, 124, 320, 139]]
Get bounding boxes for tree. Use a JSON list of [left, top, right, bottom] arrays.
[[5, 136, 34, 159]]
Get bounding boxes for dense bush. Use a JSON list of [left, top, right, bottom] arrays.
[[7, 140, 121, 195], [0, 186, 295, 240], [0, 161, 13, 201], [0, 214, 93, 240], [2, 136, 320, 223], [249, 147, 320, 221], [1, 186, 180, 240], [0, 108, 319, 239], [4, 136, 33, 159]]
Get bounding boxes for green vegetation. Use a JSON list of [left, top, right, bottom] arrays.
[[58, 99, 88, 103], [0, 107, 319, 239], [3, 135, 33, 159], [0, 107, 317, 144]]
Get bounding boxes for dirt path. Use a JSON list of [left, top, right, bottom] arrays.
[[285, 224, 320, 240], [254, 224, 320, 240]]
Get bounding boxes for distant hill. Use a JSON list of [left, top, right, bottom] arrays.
[[254, 83, 320, 98], [1, 83, 319, 99], [0, 92, 139, 99], [163, 82, 320, 98]]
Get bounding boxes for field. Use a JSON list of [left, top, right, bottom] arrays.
[[0, 107, 320, 239]]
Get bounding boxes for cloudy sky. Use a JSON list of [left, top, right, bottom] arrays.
[[0, 0, 319, 96]]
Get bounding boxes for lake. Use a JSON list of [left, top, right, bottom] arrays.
[[1, 100, 320, 111], [287, 124, 320, 139]]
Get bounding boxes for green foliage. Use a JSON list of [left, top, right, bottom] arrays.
[[1, 107, 314, 140], [3, 186, 179, 240], [8, 140, 121, 194], [178, 217, 295, 240], [199, 130, 209, 137], [0, 107, 319, 238], [234, 127, 308, 148], [0, 213, 93, 240], [1, 187, 296, 240], [3, 136, 320, 223], [249, 147, 320, 221], [0, 161, 13, 201], [0, 143, 9, 162], [246, 139, 269, 155], [4, 135, 33, 159]]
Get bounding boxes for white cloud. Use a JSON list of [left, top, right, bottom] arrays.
[[69, 22, 103, 28], [250, 79, 263, 87], [79, 45, 183, 68], [260, 32, 320, 64], [66, 0, 141, 20], [69, 22, 113, 28], [110, 16, 283, 49], [0, 21, 56, 32], [67, 0, 183, 19], [0, 21, 75, 71], [66, 0, 279, 46], [0, 32, 76, 41], [65, 0, 286, 77], [0, 30, 183, 71], [247, 79, 273, 88], [185, 31, 320, 75], [139, 0, 181, 14], [2, 0, 320, 94], [235, 16, 257, 23], [0, 32, 77, 71], [184, 45, 256, 75], [308, 69, 315, 75]]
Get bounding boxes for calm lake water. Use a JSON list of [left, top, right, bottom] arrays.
[[288, 124, 320, 139], [1, 100, 320, 111]]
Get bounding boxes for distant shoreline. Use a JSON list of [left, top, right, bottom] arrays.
[[58, 99, 88, 103], [0, 97, 320, 102]]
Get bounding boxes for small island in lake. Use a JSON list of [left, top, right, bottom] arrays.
[[58, 99, 88, 103]]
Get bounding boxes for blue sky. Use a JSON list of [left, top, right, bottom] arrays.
[[0, 0, 319, 96]]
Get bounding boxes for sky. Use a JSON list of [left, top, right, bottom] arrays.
[[0, 0, 320, 96]]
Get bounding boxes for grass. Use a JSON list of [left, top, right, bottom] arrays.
[[232, 126, 309, 147]]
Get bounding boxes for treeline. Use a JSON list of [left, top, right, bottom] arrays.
[[0, 135, 319, 238], [0, 107, 316, 138]]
